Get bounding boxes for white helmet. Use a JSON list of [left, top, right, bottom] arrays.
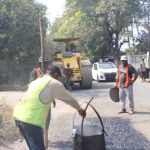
[[120, 55, 127, 61]]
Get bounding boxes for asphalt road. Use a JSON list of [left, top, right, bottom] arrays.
[[1, 78, 150, 150]]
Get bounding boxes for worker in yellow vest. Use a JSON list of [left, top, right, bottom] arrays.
[[13, 65, 86, 150]]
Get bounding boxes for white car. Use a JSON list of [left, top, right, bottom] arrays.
[[92, 62, 118, 82]]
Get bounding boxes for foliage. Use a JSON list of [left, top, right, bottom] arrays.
[[0, 0, 48, 84], [49, 0, 144, 67], [0, 0, 149, 84], [0, 99, 21, 145], [135, 31, 148, 54]]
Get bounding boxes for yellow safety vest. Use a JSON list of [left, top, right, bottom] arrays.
[[13, 75, 53, 128]]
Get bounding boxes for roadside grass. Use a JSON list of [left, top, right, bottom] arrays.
[[0, 99, 21, 146]]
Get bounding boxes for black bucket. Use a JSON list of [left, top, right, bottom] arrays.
[[72, 104, 106, 150]]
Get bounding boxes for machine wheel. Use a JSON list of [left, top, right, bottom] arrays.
[[70, 81, 74, 86], [80, 67, 92, 89], [97, 75, 100, 82]]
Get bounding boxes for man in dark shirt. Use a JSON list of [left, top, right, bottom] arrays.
[[114, 56, 138, 115]]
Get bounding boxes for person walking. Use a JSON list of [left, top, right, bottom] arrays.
[[64, 63, 73, 91], [13, 65, 86, 150], [140, 57, 146, 82], [114, 56, 138, 115], [29, 56, 56, 148]]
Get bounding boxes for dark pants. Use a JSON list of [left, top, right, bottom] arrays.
[[141, 71, 146, 80], [65, 77, 71, 90], [15, 120, 45, 150]]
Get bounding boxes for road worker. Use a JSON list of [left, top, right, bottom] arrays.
[[13, 65, 86, 150], [114, 56, 138, 115]]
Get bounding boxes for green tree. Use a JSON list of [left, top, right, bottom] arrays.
[[49, 0, 143, 67], [0, 0, 48, 84], [136, 31, 148, 54]]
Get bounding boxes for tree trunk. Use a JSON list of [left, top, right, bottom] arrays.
[[113, 33, 120, 68]]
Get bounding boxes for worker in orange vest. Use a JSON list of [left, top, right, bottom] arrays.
[[114, 56, 138, 115], [29, 56, 56, 148], [29, 56, 50, 82]]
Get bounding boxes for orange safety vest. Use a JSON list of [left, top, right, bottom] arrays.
[[36, 68, 41, 78], [117, 64, 132, 88]]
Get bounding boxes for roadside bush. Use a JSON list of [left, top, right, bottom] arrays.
[[0, 99, 21, 145]]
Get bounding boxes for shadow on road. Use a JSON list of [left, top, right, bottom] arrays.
[[49, 116, 150, 150], [134, 111, 150, 115], [49, 140, 72, 149]]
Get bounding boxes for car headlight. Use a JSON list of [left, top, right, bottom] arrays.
[[100, 71, 104, 74]]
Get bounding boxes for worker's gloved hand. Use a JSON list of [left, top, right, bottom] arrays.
[[78, 108, 86, 117]]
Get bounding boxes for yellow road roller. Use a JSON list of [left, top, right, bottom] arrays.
[[52, 37, 92, 89]]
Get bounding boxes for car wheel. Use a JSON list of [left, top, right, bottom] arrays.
[[97, 75, 100, 82]]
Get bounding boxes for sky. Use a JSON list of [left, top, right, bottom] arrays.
[[36, 0, 66, 23]]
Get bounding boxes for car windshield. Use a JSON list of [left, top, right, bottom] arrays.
[[99, 63, 115, 69]]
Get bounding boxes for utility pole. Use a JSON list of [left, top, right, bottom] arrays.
[[39, 18, 45, 73], [39, 18, 48, 149], [131, 15, 135, 54]]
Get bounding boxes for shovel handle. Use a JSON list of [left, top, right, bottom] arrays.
[[73, 98, 107, 137], [44, 127, 48, 149], [73, 97, 93, 129]]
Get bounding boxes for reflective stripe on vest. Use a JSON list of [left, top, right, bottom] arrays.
[[117, 64, 132, 88], [13, 76, 53, 128]]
